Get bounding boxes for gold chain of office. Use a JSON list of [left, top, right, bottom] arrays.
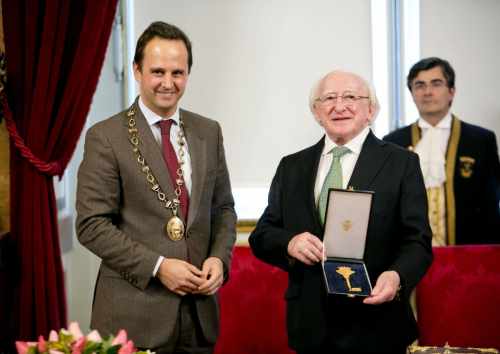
[[126, 105, 187, 241]]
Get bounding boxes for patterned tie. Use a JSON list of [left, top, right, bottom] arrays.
[[158, 119, 189, 221], [318, 146, 350, 225]]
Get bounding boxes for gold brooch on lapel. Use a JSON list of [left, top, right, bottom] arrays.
[[459, 156, 475, 178]]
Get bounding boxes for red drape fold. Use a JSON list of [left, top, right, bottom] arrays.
[[1, 0, 118, 344]]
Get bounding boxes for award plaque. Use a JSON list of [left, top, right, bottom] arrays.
[[322, 188, 373, 297]]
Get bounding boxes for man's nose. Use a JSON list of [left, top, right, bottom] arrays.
[[161, 75, 174, 88], [333, 99, 348, 112], [423, 85, 433, 95]]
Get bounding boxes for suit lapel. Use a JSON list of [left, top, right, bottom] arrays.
[[130, 103, 178, 207], [348, 131, 391, 190], [303, 138, 325, 233], [181, 110, 206, 229]]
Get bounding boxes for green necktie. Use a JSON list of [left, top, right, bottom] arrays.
[[318, 146, 350, 225]]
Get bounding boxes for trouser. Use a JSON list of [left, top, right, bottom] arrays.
[[140, 297, 214, 354]]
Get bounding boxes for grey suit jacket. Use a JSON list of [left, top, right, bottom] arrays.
[[76, 100, 237, 348]]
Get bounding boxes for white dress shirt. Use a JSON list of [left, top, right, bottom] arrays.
[[415, 113, 452, 188], [138, 98, 192, 194], [314, 126, 370, 206]]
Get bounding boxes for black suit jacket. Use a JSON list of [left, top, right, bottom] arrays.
[[249, 131, 433, 353], [384, 119, 500, 244]]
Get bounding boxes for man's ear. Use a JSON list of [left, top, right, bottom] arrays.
[[133, 62, 141, 82], [366, 104, 375, 124], [312, 105, 323, 126], [449, 87, 456, 98]]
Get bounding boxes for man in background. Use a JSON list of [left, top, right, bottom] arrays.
[[384, 57, 500, 245], [76, 21, 236, 353], [250, 70, 432, 354]]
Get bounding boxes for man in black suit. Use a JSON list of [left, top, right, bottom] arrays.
[[249, 70, 433, 354], [384, 57, 500, 245]]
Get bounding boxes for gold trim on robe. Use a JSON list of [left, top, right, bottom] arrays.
[[445, 116, 461, 245], [426, 187, 447, 246]]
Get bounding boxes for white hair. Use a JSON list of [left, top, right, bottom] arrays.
[[309, 70, 380, 120]]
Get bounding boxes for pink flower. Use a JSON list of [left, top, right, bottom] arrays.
[[86, 329, 102, 342], [71, 336, 85, 354], [68, 322, 84, 340], [112, 329, 128, 346], [15, 341, 37, 354], [118, 340, 136, 354], [15, 323, 152, 354], [37, 335, 47, 352], [48, 330, 58, 342], [15, 341, 29, 354]]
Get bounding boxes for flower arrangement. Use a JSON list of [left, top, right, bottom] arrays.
[[15, 322, 153, 354]]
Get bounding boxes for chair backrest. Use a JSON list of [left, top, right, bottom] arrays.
[[416, 245, 500, 350], [214, 246, 294, 354]]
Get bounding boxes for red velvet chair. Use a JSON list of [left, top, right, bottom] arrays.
[[416, 245, 500, 350], [215, 246, 294, 354]]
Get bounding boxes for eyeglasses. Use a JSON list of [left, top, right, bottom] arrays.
[[411, 80, 447, 92], [315, 93, 370, 108]]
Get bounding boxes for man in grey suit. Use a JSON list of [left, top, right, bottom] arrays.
[[76, 21, 236, 354]]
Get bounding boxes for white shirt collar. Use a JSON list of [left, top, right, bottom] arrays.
[[138, 97, 180, 126], [322, 126, 370, 156], [418, 112, 452, 129]]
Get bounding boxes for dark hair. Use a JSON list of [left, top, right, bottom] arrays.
[[133, 21, 193, 72], [407, 57, 455, 91]]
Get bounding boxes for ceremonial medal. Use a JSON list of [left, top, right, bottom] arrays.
[[166, 216, 185, 241]]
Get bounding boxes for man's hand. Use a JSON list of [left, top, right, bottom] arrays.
[[196, 257, 224, 295], [157, 258, 204, 296], [363, 270, 400, 305], [287, 232, 324, 265]]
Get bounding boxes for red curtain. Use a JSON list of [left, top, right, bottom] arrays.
[[1, 0, 118, 345]]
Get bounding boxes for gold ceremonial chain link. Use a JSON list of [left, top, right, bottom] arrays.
[[175, 125, 187, 200], [126, 106, 187, 218]]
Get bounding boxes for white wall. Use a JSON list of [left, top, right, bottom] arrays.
[[420, 0, 500, 145], [134, 0, 373, 193]]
